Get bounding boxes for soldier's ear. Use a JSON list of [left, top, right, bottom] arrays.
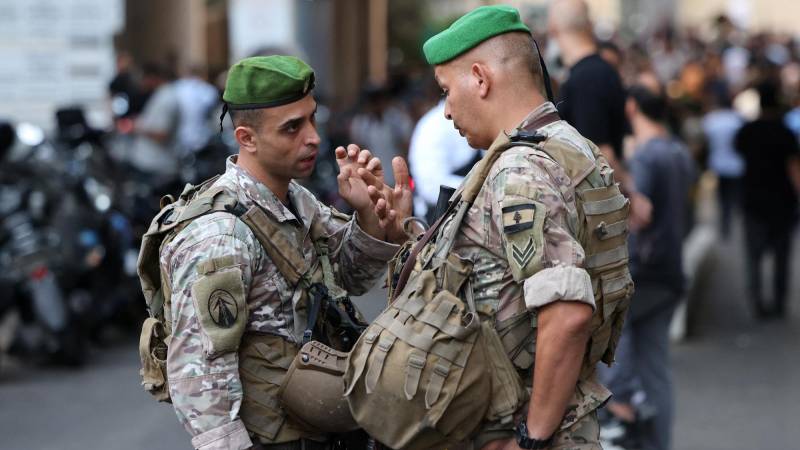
[[470, 62, 491, 99], [234, 125, 258, 153]]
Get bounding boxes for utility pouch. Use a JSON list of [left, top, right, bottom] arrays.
[[138, 317, 171, 403]]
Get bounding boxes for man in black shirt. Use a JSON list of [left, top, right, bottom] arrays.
[[548, 0, 652, 230], [557, 53, 626, 161], [735, 81, 800, 319]]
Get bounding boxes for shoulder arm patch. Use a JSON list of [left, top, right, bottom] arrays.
[[190, 256, 248, 359]]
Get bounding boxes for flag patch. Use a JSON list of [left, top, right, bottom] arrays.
[[502, 203, 535, 233]]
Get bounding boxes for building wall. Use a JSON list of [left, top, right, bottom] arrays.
[[122, 0, 206, 73], [0, 0, 123, 129]]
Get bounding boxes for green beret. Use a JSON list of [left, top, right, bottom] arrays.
[[223, 55, 315, 109], [423, 5, 531, 65]]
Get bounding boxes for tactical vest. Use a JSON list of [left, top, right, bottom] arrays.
[[343, 122, 632, 450], [137, 176, 365, 442], [531, 135, 634, 371]]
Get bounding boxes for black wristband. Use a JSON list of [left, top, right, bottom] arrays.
[[515, 420, 554, 449]]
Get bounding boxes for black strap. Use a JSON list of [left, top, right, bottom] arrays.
[[303, 283, 327, 344], [533, 39, 554, 104], [218, 103, 229, 133]]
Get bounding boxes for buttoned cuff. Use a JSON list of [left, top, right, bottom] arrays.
[[349, 213, 401, 262], [191, 420, 252, 450], [523, 266, 595, 311]]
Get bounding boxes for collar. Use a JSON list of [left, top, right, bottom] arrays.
[[516, 101, 561, 132], [224, 155, 302, 225]]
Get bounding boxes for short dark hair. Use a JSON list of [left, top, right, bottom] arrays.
[[229, 108, 264, 130], [598, 40, 622, 59], [628, 84, 667, 122], [502, 32, 544, 88]]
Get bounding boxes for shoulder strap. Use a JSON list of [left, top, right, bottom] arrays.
[[232, 204, 310, 288]]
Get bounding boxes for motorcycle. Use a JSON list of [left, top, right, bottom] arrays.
[[0, 121, 86, 366], [51, 107, 146, 338]]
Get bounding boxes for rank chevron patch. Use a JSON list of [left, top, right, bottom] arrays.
[[511, 237, 536, 267]]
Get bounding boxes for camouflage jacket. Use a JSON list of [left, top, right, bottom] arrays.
[[161, 156, 398, 449], [440, 102, 611, 428]]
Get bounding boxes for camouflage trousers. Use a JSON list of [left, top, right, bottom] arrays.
[[549, 411, 601, 450], [466, 410, 602, 450]]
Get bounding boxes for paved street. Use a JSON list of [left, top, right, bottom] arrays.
[[671, 225, 800, 450], [0, 222, 797, 450]]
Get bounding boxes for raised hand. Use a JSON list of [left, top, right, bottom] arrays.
[[335, 144, 384, 212], [358, 156, 415, 244], [335, 144, 385, 239]]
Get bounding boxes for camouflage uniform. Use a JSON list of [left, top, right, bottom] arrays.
[[442, 102, 610, 448], [161, 156, 398, 450]]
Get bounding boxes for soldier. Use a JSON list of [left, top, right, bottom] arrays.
[[139, 56, 406, 450], [361, 6, 632, 450]]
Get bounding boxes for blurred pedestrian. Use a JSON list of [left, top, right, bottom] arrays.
[[734, 80, 800, 319], [601, 79, 696, 450], [174, 64, 220, 155], [109, 50, 145, 120], [349, 85, 413, 186], [650, 28, 686, 84], [598, 40, 624, 75], [547, 0, 653, 231], [408, 99, 481, 222], [702, 82, 745, 239], [130, 63, 180, 181]]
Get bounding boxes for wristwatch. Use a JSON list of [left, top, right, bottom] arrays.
[[515, 420, 554, 449]]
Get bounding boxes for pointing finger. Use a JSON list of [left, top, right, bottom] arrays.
[[392, 157, 410, 189]]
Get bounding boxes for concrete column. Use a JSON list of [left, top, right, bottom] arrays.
[[368, 0, 388, 86], [330, 0, 368, 109]]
